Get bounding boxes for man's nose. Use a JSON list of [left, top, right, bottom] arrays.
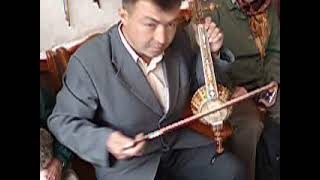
[[154, 26, 166, 45]]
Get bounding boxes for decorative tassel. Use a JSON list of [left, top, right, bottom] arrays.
[[249, 12, 270, 60], [236, 0, 271, 60]]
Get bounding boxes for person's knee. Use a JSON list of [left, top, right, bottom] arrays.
[[233, 119, 264, 141], [247, 119, 264, 135], [229, 100, 263, 134]]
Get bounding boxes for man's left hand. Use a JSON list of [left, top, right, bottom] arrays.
[[204, 17, 223, 57], [192, 16, 224, 58]]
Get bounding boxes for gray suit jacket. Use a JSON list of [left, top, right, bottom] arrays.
[[48, 24, 234, 180]]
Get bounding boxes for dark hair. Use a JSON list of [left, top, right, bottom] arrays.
[[122, 0, 182, 11]]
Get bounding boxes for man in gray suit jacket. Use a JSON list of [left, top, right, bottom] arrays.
[[48, 0, 247, 179]]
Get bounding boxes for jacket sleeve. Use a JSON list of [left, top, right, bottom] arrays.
[[47, 55, 115, 168], [263, 5, 280, 85]]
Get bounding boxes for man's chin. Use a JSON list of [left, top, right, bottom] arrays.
[[149, 50, 163, 57], [140, 49, 164, 60]]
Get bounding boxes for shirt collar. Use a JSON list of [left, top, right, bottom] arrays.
[[227, 0, 247, 19], [118, 23, 140, 63], [227, 0, 239, 10]]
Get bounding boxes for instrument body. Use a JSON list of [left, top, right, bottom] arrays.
[[191, 85, 232, 126], [189, 0, 232, 154]]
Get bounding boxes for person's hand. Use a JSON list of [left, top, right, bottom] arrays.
[[106, 131, 145, 160], [40, 158, 63, 180], [231, 86, 248, 99], [204, 17, 224, 57], [193, 16, 224, 58], [258, 81, 279, 108]]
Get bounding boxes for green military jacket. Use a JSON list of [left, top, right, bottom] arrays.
[[191, 0, 280, 90], [40, 87, 73, 170]]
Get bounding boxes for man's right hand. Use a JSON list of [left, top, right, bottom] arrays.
[[106, 131, 145, 160], [258, 82, 279, 108]]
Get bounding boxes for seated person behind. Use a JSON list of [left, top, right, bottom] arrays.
[[40, 87, 79, 180], [186, 0, 280, 180]]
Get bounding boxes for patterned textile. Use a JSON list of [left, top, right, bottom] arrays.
[[236, 0, 271, 60], [236, 0, 271, 16], [40, 128, 79, 180], [40, 128, 53, 171], [249, 12, 271, 60]]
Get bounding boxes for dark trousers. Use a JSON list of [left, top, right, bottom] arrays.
[[227, 99, 264, 180], [255, 120, 280, 180], [154, 143, 247, 180], [256, 90, 280, 180], [266, 89, 280, 125], [227, 90, 280, 180]]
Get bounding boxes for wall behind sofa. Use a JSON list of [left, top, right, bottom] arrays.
[[40, 0, 121, 54]]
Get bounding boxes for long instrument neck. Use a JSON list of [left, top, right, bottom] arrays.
[[191, 0, 219, 101], [197, 25, 219, 101]]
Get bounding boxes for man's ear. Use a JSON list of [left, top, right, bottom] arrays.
[[118, 8, 129, 25]]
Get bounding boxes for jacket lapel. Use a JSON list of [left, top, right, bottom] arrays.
[[162, 48, 180, 119], [109, 26, 163, 116]]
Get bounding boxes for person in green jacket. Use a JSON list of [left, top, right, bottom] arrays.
[[40, 87, 79, 180], [186, 0, 280, 179]]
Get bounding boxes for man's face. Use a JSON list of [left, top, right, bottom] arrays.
[[120, 0, 180, 60]]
